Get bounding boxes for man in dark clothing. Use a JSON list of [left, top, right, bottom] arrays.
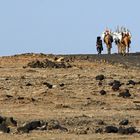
[[96, 36, 103, 54]]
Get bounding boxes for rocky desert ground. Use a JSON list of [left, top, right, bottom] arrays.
[[0, 53, 140, 140]]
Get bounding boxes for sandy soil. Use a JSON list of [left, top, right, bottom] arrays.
[[0, 53, 140, 140]]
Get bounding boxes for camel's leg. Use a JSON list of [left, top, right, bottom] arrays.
[[122, 46, 126, 56], [107, 47, 111, 54], [118, 45, 121, 54], [118, 46, 120, 54], [127, 46, 130, 54]]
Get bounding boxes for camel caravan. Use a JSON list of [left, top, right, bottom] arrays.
[[96, 26, 132, 55]]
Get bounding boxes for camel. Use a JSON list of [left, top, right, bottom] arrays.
[[121, 33, 131, 54], [116, 41, 126, 56], [102, 31, 113, 54], [112, 32, 123, 54], [112, 32, 131, 55], [101, 27, 131, 55]]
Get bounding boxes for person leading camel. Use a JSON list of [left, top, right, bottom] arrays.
[[96, 36, 103, 54]]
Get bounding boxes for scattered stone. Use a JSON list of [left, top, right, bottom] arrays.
[[5, 95, 13, 98], [118, 126, 137, 134], [99, 90, 106, 95], [59, 83, 65, 87], [47, 120, 61, 130], [75, 127, 88, 135], [126, 80, 136, 86], [47, 120, 68, 131], [5, 78, 9, 81], [36, 121, 48, 131], [26, 83, 32, 86], [95, 75, 105, 81], [0, 115, 68, 134], [109, 80, 122, 87], [0, 116, 4, 124], [105, 126, 118, 133], [108, 82, 113, 86], [26, 59, 71, 69], [21, 76, 25, 79], [17, 121, 41, 133], [43, 82, 53, 89], [4, 117, 17, 127], [17, 126, 29, 133], [0, 116, 17, 127], [0, 124, 10, 133], [118, 89, 131, 98], [36, 125, 47, 131], [126, 127, 137, 134], [112, 84, 120, 91], [98, 82, 102, 86], [109, 80, 122, 91], [95, 128, 103, 133], [119, 119, 129, 125], [30, 98, 36, 102], [17, 120, 68, 133], [17, 97, 24, 100], [27, 60, 46, 68], [96, 120, 105, 125], [60, 127, 68, 132]]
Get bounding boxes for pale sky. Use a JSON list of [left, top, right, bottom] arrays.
[[0, 0, 139, 55]]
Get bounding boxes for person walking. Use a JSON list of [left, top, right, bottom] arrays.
[[96, 36, 103, 54]]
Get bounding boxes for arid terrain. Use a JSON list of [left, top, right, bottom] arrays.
[[0, 53, 140, 140]]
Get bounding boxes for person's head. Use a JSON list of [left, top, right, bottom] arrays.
[[97, 36, 101, 40]]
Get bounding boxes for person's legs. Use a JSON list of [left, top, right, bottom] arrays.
[[97, 47, 102, 54]]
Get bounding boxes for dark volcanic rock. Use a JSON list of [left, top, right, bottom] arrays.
[[109, 80, 122, 91], [47, 120, 61, 130], [27, 60, 44, 68], [0, 116, 4, 124], [17, 121, 41, 133], [109, 80, 122, 87], [59, 83, 65, 87], [126, 127, 137, 134], [95, 128, 103, 133], [126, 80, 136, 86], [18, 119, 67, 133], [112, 84, 120, 91], [47, 120, 68, 131], [5, 95, 13, 98], [26, 59, 71, 69], [118, 126, 137, 134], [99, 90, 106, 95], [118, 89, 131, 98], [17, 97, 24, 100], [95, 75, 105, 81], [4, 117, 17, 127], [98, 82, 102, 86], [0, 116, 17, 127], [26, 83, 32, 86], [105, 126, 118, 133], [119, 119, 129, 125], [17, 126, 29, 133], [43, 82, 53, 89], [0, 124, 10, 133]]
